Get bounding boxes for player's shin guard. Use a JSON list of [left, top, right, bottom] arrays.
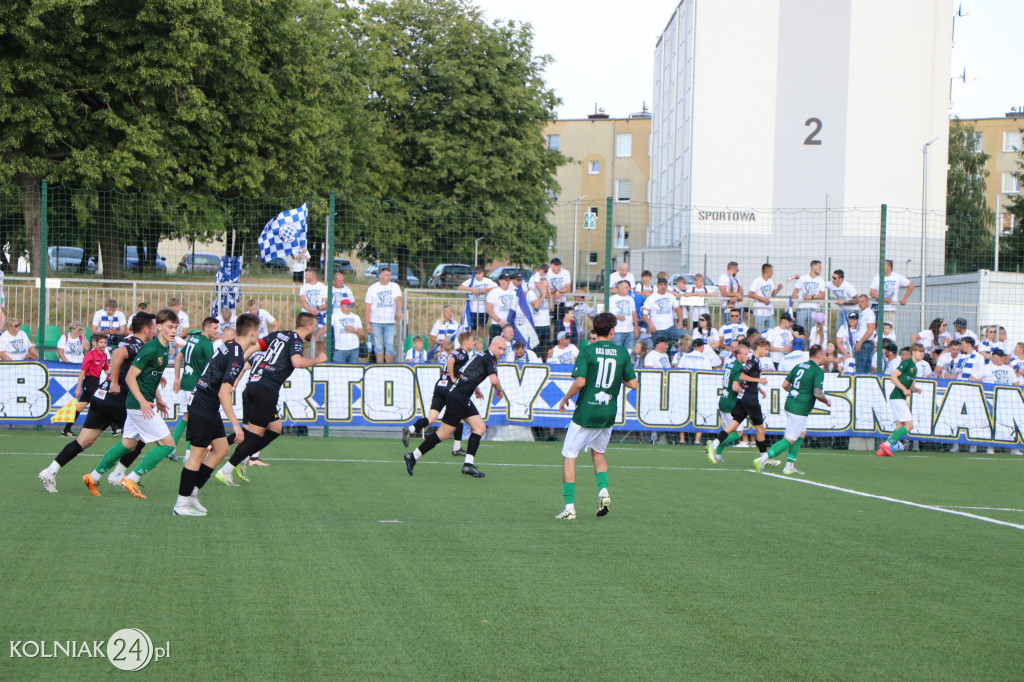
[[172, 419, 187, 445], [411, 417, 430, 433], [54, 440, 84, 468], [716, 431, 740, 455], [133, 444, 176, 476], [195, 464, 215, 490], [887, 426, 908, 445], [467, 433, 482, 456], [595, 470, 609, 493], [766, 439, 789, 459], [95, 442, 135, 475], [415, 432, 441, 458], [563, 482, 575, 505], [178, 468, 199, 497], [788, 437, 805, 463], [228, 428, 263, 466], [755, 438, 768, 454], [119, 441, 146, 468]]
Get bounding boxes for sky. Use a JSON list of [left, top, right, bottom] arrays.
[[473, 0, 1024, 121]]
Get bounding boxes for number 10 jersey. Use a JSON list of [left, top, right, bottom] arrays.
[[570, 341, 636, 429]]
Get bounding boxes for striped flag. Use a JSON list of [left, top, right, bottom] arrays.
[[508, 285, 539, 349], [50, 401, 77, 424]]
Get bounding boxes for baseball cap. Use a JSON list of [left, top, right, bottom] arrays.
[[511, 271, 524, 280], [779, 312, 793, 322], [339, 298, 353, 306], [691, 338, 705, 347], [792, 338, 805, 351], [657, 277, 668, 285], [556, 331, 567, 341], [848, 311, 860, 320], [550, 257, 563, 265], [499, 271, 513, 280], [954, 317, 967, 328], [992, 348, 1007, 356]]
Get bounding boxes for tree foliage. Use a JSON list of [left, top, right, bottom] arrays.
[[945, 118, 993, 273]]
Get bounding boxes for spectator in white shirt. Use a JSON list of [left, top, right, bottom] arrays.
[[780, 338, 810, 372], [869, 259, 914, 312], [972, 348, 1018, 385], [951, 318, 978, 345], [511, 341, 541, 364], [571, 290, 596, 332], [912, 318, 952, 353], [676, 337, 714, 370], [692, 313, 720, 350], [954, 337, 983, 380], [634, 270, 654, 298], [936, 339, 962, 378], [1012, 342, 1024, 376], [405, 335, 429, 365], [826, 269, 858, 315], [998, 326, 1014, 355], [330, 270, 355, 318], [642, 276, 684, 346], [609, 262, 635, 291], [717, 261, 745, 316], [644, 339, 672, 369], [748, 263, 784, 331], [852, 295, 877, 373], [527, 278, 553, 352], [793, 260, 826, 333], [485, 272, 518, 341], [168, 297, 191, 347], [547, 331, 579, 365], [246, 298, 278, 336], [0, 318, 38, 361], [91, 299, 127, 344], [364, 266, 404, 363], [57, 322, 90, 364], [608, 280, 639, 348], [429, 304, 460, 353], [763, 312, 794, 367], [808, 311, 829, 349], [719, 308, 746, 347], [497, 325, 518, 362], [299, 266, 329, 346], [979, 325, 1000, 362], [682, 273, 714, 320], [290, 247, 309, 292], [331, 299, 364, 364], [458, 265, 497, 335], [545, 258, 573, 324], [126, 301, 149, 332], [216, 307, 237, 337]]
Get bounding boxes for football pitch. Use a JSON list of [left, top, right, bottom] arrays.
[[3, 431, 1023, 680]]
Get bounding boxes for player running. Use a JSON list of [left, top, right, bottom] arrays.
[[61, 334, 108, 438], [554, 311, 638, 519], [216, 312, 327, 485], [877, 342, 924, 457], [402, 331, 476, 456], [754, 344, 831, 474], [404, 336, 509, 478], [707, 338, 772, 461], [707, 340, 753, 463], [170, 317, 219, 459], [39, 314, 155, 494], [172, 313, 261, 516]]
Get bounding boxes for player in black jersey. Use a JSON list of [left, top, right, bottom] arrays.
[[404, 335, 508, 478], [172, 313, 261, 516], [401, 331, 476, 456], [38, 313, 156, 494], [216, 312, 326, 485], [708, 338, 771, 460]]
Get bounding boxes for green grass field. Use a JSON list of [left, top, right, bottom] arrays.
[[3, 431, 1024, 680]]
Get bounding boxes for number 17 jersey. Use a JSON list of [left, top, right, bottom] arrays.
[[570, 340, 636, 429]]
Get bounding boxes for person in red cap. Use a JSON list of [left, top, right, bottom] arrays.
[[332, 298, 364, 364]]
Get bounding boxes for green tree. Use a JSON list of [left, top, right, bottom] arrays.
[[341, 0, 565, 276], [945, 118, 993, 273]]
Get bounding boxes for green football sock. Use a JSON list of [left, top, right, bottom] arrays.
[[716, 431, 740, 454], [787, 437, 805, 463], [133, 445, 176, 477], [172, 419, 187, 445], [95, 443, 134, 475], [595, 471, 609, 493], [563, 482, 575, 505], [887, 426, 908, 445], [767, 439, 790, 459]]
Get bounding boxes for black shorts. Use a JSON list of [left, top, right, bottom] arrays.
[[83, 400, 127, 431], [429, 384, 449, 413], [186, 413, 227, 448], [79, 376, 100, 404], [470, 312, 488, 330], [731, 400, 764, 427], [440, 393, 479, 428], [292, 271, 304, 283], [242, 383, 281, 428]]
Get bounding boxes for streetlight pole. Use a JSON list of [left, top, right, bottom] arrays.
[[571, 195, 587, 288], [474, 236, 485, 268], [921, 136, 940, 331]]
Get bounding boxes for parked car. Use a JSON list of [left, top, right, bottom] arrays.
[[321, 256, 356, 274], [363, 263, 421, 288], [125, 246, 167, 272], [488, 266, 532, 282], [668, 273, 696, 288], [262, 257, 289, 271], [427, 264, 474, 289], [47, 246, 97, 274], [177, 252, 221, 274]]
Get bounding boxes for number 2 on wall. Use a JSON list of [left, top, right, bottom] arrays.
[[804, 118, 822, 145]]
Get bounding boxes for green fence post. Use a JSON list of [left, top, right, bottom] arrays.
[[876, 204, 886, 377], [604, 196, 613, 309], [37, 179, 48, 357], [324, 191, 335, 438]]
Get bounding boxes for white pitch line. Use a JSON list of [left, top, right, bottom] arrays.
[[938, 506, 1024, 513], [761, 471, 1024, 531]]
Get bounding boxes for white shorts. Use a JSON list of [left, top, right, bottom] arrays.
[[721, 411, 747, 431], [562, 421, 612, 459], [124, 408, 171, 444], [784, 412, 809, 442], [178, 390, 191, 413], [889, 398, 912, 424]]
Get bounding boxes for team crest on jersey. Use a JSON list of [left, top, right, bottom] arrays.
[[803, 282, 820, 296], [655, 299, 673, 313], [158, 356, 165, 365], [616, 300, 633, 314], [594, 391, 612, 405], [378, 291, 393, 307], [500, 295, 515, 309]]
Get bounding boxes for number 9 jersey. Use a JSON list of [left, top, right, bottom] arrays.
[[569, 340, 636, 429]]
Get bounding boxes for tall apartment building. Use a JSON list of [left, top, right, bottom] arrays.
[[958, 110, 1024, 235]]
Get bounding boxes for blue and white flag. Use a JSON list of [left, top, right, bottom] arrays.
[[508, 285, 539, 349], [460, 272, 478, 333], [258, 203, 308, 263], [212, 255, 242, 318]]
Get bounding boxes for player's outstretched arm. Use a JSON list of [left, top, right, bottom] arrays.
[[558, 377, 587, 412], [291, 352, 326, 369]]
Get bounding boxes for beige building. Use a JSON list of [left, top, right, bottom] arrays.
[[543, 109, 651, 290], [959, 110, 1024, 234]]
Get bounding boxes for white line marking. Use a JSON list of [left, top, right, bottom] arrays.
[[938, 506, 1024, 513], [968, 457, 1024, 461], [761, 471, 1024, 531]]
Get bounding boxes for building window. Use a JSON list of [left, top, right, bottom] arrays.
[[1003, 172, 1021, 194], [1004, 131, 1022, 153], [615, 178, 631, 203], [972, 132, 983, 153], [614, 226, 629, 249], [588, 160, 600, 175], [589, 206, 599, 216], [588, 252, 599, 265], [547, 134, 560, 151], [1001, 212, 1018, 235], [616, 133, 632, 157]]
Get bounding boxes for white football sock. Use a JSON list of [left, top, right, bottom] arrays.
[[46, 461, 60, 475], [221, 463, 235, 474], [112, 463, 128, 477], [176, 495, 190, 507], [453, 440, 462, 451], [413, 449, 422, 460], [126, 472, 141, 482]]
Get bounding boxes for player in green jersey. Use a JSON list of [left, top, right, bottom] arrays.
[[877, 342, 924, 457], [708, 340, 750, 463], [170, 317, 219, 458], [556, 311, 639, 520], [85, 308, 180, 499], [755, 344, 831, 475]]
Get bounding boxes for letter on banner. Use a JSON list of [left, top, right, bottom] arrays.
[[413, 366, 442, 416], [313, 365, 364, 421], [498, 365, 549, 421], [992, 386, 1024, 444], [362, 365, 416, 422], [693, 371, 722, 427], [934, 382, 993, 441], [0, 362, 50, 418], [280, 368, 316, 421], [634, 370, 690, 428], [813, 374, 852, 431]]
